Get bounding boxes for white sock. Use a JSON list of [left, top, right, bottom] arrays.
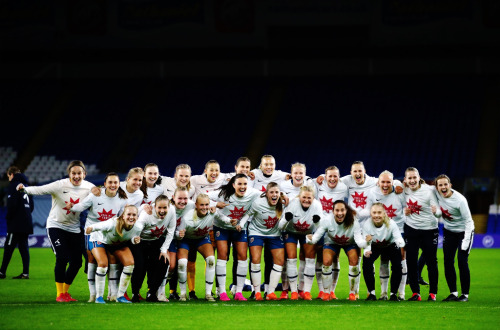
[[399, 259, 408, 297], [322, 264, 333, 293], [349, 265, 360, 294], [236, 260, 248, 293], [250, 263, 261, 293], [303, 258, 315, 293], [117, 265, 134, 297], [281, 263, 289, 291], [178, 258, 188, 295], [108, 264, 120, 298], [315, 261, 324, 292], [264, 284, 269, 294], [216, 259, 227, 294], [95, 266, 107, 298], [268, 264, 283, 294], [287, 258, 298, 293], [205, 256, 215, 296], [332, 261, 340, 292], [157, 274, 168, 297], [298, 259, 305, 291], [380, 260, 390, 296], [87, 263, 96, 296]]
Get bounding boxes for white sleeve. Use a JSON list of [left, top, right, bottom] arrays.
[[353, 221, 367, 249], [90, 218, 115, 232], [24, 181, 61, 196], [307, 219, 327, 245], [160, 213, 177, 253], [460, 198, 475, 250], [392, 222, 405, 248], [429, 189, 442, 218], [70, 194, 94, 213]]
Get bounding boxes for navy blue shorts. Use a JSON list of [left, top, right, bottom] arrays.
[[213, 226, 248, 243], [248, 235, 284, 249], [282, 232, 306, 246], [178, 236, 212, 251], [85, 234, 105, 251], [323, 243, 357, 255]]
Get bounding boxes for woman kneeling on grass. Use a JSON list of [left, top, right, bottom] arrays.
[[86, 205, 141, 303], [362, 203, 405, 301]]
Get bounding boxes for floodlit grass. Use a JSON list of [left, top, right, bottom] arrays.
[[0, 248, 499, 329]]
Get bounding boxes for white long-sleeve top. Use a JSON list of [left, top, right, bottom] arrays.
[[435, 189, 474, 237], [313, 180, 349, 215], [173, 200, 196, 239], [247, 196, 284, 237], [340, 174, 378, 221], [177, 208, 229, 240], [160, 176, 195, 200], [135, 204, 177, 253], [251, 169, 288, 192], [362, 219, 405, 253], [141, 184, 165, 205], [208, 188, 260, 230], [190, 173, 233, 201], [70, 187, 127, 229], [279, 178, 315, 199], [404, 184, 441, 230], [88, 217, 141, 245], [358, 186, 406, 233], [24, 178, 94, 233], [278, 197, 323, 235], [120, 181, 144, 208], [307, 214, 366, 248]]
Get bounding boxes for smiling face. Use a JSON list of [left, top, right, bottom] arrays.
[[266, 186, 281, 206], [196, 197, 210, 217], [378, 173, 393, 195], [104, 175, 120, 196], [173, 191, 189, 209], [122, 207, 138, 229], [205, 163, 220, 183], [155, 200, 169, 219], [299, 191, 314, 209], [291, 166, 305, 186], [127, 173, 143, 192], [69, 166, 86, 186], [144, 166, 159, 188], [436, 178, 452, 198], [260, 156, 276, 176], [325, 169, 340, 189], [233, 177, 248, 197], [333, 203, 346, 224], [175, 169, 191, 188], [405, 170, 420, 191], [351, 164, 366, 185], [235, 160, 251, 176], [370, 204, 386, 227]]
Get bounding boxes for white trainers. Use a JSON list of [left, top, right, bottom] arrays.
[[108, 295, 117, 302], [179, 293, 187, 302], [230, 285, 236, 297], [88, 295, 96, 303], [205, 294, 216, 302], [157, 292, 168, 302]]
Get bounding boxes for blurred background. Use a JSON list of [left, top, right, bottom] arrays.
[[0, 0, 499, 243]]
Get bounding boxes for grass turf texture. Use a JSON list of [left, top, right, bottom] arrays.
[[0, 248, 499, 329]]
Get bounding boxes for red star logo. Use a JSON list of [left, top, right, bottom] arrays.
[[97, 209, 116, 221], [63, 197, 80, 215], [293, 220, 310, 232], [374, 239, 390, 247], [150, 225, 166, 238], [407, 199, 422, 215], [141, 200, 152, 205], [320, 196, 333, 213], [260, 185, 266, 192], [194, 226, 210, 237], [229, 206, 246, 220], [441, 207, 453, 220], [263, 216, 278, 229], [351, 191, 367, 209], [333, 235, 350, 245], [383, 204, 397, 219]]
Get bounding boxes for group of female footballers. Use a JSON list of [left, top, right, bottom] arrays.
[[17, 155, 474, 303]]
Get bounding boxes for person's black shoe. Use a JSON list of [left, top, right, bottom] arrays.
[[249, 291, 256, 300], [458, 294, 469, 302], [366, 293, 377, 301], [0, 272, 6, 279], [169, 292, 180, 301], [418, 277, 429, 285], [12, 273, 29, 279], [389, 294, 401, 301], [132, 294, 141, 303], [189, 291, 199, 300], [442, 294, 459, 302]]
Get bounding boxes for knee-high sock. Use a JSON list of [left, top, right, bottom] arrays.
[[349, 265, 360, 294], [178, 258, 188, 295], [380, 260, 390, 296], [298, 259, 305, 291], [399, 259, 407, 297], [117, 265, 134, 297], [269, 264, 283, 294], [216, 259, 227, 294], [236, 259, 248, 293], [157, 270, 169, 297], [95, 266, 107, 298], [108, 264, 120, 298], [287, 258, 298, 293], [303, 258, 316, 293], [205, 256, 215, 296], [250, 263, 261, 292], [316, 261, 324, 292], [281, 263, 289, 291], [322, 265, 333, 293], [331, 261, 340, 292], [87, 263, 96, 296]]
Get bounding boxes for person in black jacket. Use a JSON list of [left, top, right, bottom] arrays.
[[0, 166, 34, 279]]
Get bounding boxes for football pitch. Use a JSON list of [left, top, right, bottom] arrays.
[[0, 248, 499, 329]]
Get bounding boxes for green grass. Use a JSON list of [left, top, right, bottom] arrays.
[[1, 248, 499, 329]]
